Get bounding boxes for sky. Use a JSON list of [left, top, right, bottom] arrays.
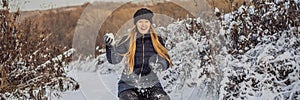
[[8, 0, 85, 11], [9, 0, 134, 11]]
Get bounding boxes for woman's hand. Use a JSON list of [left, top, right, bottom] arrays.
[[103, 33, 115, 46], [150, 62, 164, 73], [149, 55, 168, 73]]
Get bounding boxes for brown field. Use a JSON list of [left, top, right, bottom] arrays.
[[206, 0, 248, 13]]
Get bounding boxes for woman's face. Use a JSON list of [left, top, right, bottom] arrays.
[[136, 19, 151, 34]]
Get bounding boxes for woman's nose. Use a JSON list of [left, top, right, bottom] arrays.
[[141, 22, 145, 26]]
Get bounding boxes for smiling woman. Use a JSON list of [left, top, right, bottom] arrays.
[[104, 8, 173, 100]]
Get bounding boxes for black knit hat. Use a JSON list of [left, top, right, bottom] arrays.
[[133, 8, 153, 25]]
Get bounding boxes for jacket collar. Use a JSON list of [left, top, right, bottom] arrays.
[[137, 32, 151, 39]]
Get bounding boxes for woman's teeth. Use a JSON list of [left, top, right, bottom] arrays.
[[141, 27, 147, 30]]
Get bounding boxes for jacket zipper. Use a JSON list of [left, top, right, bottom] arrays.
[[138, 34, 145, 88]]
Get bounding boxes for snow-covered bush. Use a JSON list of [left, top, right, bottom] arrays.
[[219, 32, 300, 100], [153, 17, 223, 99], [155, 0, 300, 99], [0, 1, 79, 99], [219, 0, 300, 99], [95, 0, 299, 99], [221, 0, 300, 54]]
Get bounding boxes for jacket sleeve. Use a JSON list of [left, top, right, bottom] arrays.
[[106, 36, 129, 64]]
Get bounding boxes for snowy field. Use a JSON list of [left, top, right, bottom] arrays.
[[60, 71, 117, 100], [60, 71, 202, 100], [60, 57, 205, 100]]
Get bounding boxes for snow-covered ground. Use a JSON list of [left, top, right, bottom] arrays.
[[60, 72, 213, 100], [60, 59, 204, 100], [60, 71, 117, 100]]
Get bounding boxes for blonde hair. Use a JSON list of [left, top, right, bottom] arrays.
[[119, 25, 173, 73]]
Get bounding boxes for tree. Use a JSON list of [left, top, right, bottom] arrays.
[[0, 0, 79, 99]]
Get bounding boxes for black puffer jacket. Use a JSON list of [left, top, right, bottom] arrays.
[[106, 33, 169, 96], [133, 33, 163, 75]]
